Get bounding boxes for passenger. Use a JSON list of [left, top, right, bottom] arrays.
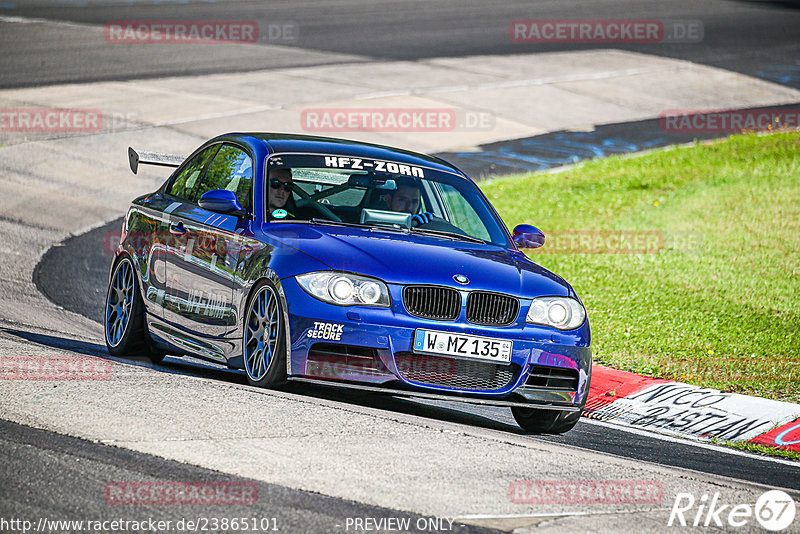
[[268, 168, 295, 219]]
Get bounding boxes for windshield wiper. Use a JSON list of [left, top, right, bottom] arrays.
[[307, 218, 366, 228], [306, 218, 482, 243], [307, 218, 409, 234], [409, 227, 486, 244]]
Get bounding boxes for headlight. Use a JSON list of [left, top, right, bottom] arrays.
[[296, 272, 390, 307], [526, 297, 586, 330]]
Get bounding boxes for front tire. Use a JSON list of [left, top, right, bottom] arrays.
[[511, 406, 582, 434], [104, 256, 163, 363], [243, 280, 287, 387]]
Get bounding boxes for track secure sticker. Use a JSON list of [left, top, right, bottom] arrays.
[[323, 156, 425, 178], [307, 322, 344, 341], [272, 209, 288, 219]]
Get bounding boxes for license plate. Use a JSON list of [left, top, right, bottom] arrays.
[[412, 329, 513, 363]]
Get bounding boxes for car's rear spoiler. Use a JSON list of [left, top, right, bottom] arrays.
[[128, 147, 185, 175]]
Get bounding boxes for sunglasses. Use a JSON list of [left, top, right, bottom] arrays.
[[269, 179, 293, 192]]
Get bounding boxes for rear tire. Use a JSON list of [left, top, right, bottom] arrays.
[[511, 406, 582, 434], [104, 256, 163, 364], [243, 280, 287, 387]]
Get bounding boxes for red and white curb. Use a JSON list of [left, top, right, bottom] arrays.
[[583, 366, 800, 453]]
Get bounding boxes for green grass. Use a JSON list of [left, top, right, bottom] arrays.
[[708, 437, 800, 462], [484, 132, 800, 403]]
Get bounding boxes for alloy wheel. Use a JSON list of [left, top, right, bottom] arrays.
[[105, 259, 134, 347], [244, 284, 280, 381]]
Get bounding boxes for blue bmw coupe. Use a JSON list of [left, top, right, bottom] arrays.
[[105, 133, 591, 433]]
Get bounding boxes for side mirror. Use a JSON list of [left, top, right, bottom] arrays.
[[512, 224, 545, 249], [199, 189, 249, 218]]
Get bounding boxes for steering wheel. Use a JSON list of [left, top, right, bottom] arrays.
[[411, 212, 436, 227], [296, 197, 342, 222], [412, 214, 470, 236]]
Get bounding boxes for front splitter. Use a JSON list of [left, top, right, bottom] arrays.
[[288, 377, 583, 411]]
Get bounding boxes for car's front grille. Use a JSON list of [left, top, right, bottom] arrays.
[[394, 352, 519, 391], [525, 365, 580, 391], [465, 291, 519, 326], [403, 286, 460, 321]]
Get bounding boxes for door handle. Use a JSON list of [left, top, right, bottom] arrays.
[[169, 222, 186, 236]]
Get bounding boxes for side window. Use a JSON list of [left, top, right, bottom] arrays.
[[166, 145, 219, 200], [436, 183, 492, 242], [192, 144, 254, 212]]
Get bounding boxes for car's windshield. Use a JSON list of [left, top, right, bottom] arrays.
[[265, 154, 511, 247]]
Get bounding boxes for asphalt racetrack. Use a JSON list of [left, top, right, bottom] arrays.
[[2, 0, 800, 88]]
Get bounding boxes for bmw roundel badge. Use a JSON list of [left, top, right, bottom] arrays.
[[453, 274, 469, 285]]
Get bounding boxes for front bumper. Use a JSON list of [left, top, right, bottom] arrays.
[[282, 277, 592, 407]]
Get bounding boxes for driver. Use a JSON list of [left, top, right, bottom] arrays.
[[385, 179, 435, 226], [268, 168, 295, 219]]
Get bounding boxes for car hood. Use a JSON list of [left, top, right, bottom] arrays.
[[264, 224, 571, 297]]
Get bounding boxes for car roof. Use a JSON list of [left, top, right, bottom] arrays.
[[216, 132, 470, 180]]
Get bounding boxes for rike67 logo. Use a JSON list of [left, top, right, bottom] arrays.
[[668, 490, 796, 531]]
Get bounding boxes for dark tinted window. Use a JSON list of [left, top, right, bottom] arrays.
[[192, 144, 254, 212], [166, 145, 219, 200]]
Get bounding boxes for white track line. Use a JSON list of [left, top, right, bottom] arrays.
[[0, 14, 89, 29], [455, 508, 670, 520], [354, 66, 675, 100], [152, 105, 282, 127]]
